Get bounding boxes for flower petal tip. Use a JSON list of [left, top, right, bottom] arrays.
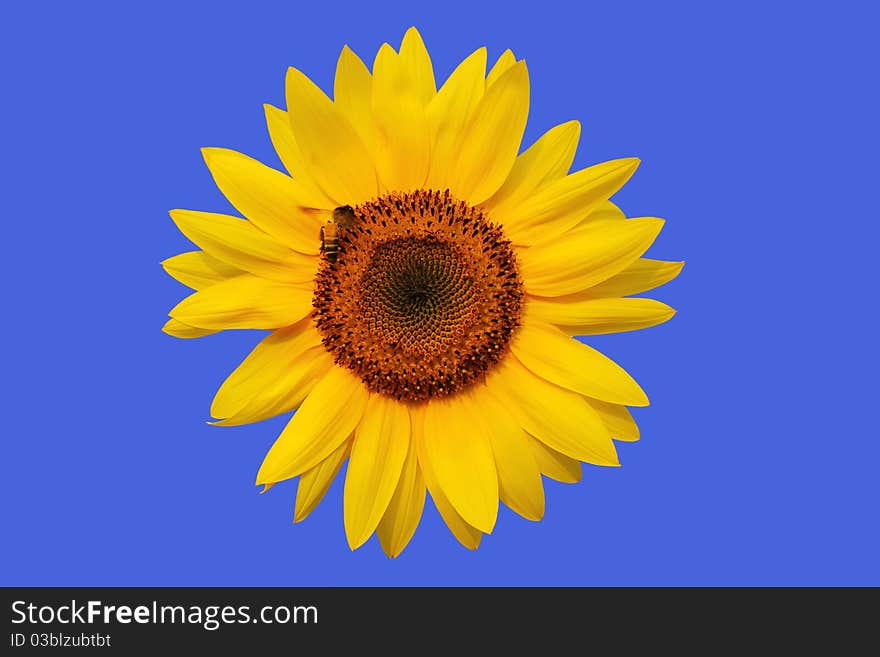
[[619, 157, 640, 176], [632, 392, 650, 407], [562, 119, 581, 137], [345, 534, 371, 552]]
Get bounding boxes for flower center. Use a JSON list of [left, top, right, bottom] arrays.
[[313, 189, 523, 403]]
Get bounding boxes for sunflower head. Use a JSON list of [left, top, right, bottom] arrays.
[[163, 27, 682, 557]]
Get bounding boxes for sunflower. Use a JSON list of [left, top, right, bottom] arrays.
[[163, 27, 682, 557]]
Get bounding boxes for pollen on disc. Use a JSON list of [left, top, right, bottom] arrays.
[[312, 189, 524, 403]]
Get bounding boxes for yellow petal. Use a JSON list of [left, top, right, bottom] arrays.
[[483, 120, 580, 215], [526, 296, 677, 336], [285, 66, 377, 204], [294, 439, 351, 523], [161, 251, 242, 290], [169, 209, 317, 283], [212, 348, 331, 427], [169, 274, 312, 330], [530, 435, 582, 483], [501, 158, 640, 246], [201, 147, 322, 254], [487, 356, 619, 466], [421, 394, 498, 533], [377, 427, 426, 558], [583, 258, 684, 299], [264, 104, 337, 209], [256, 366, 368, 485], [448, 61, 529, 205], [512, 319, 649, 407], [333, 46, 374, 154], [519, 217, 665, 296], [486, 49, 516, 88], [162, 318, 217, 339], [398, 27, 436, 105], [344, 395, 411, 549], [588, 398, 640, 442], [412, 405, 482, 550], [424, 47, 487, 190], [371, 43, 431, 191], [474, 385, 544, 522], [210, 318, 324, 420]]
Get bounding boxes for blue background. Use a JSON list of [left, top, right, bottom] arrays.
[[2, 1, 877, 585]]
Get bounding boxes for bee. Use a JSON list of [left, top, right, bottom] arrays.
[[320, 205, 356, 263]]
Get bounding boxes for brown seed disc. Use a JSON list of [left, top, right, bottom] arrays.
[[312, 189, 523, 403]]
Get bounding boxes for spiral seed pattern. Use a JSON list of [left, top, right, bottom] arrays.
[[313, 189, 523, 403]]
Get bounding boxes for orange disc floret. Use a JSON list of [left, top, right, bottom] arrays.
[[313, 189, 523, 403]]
